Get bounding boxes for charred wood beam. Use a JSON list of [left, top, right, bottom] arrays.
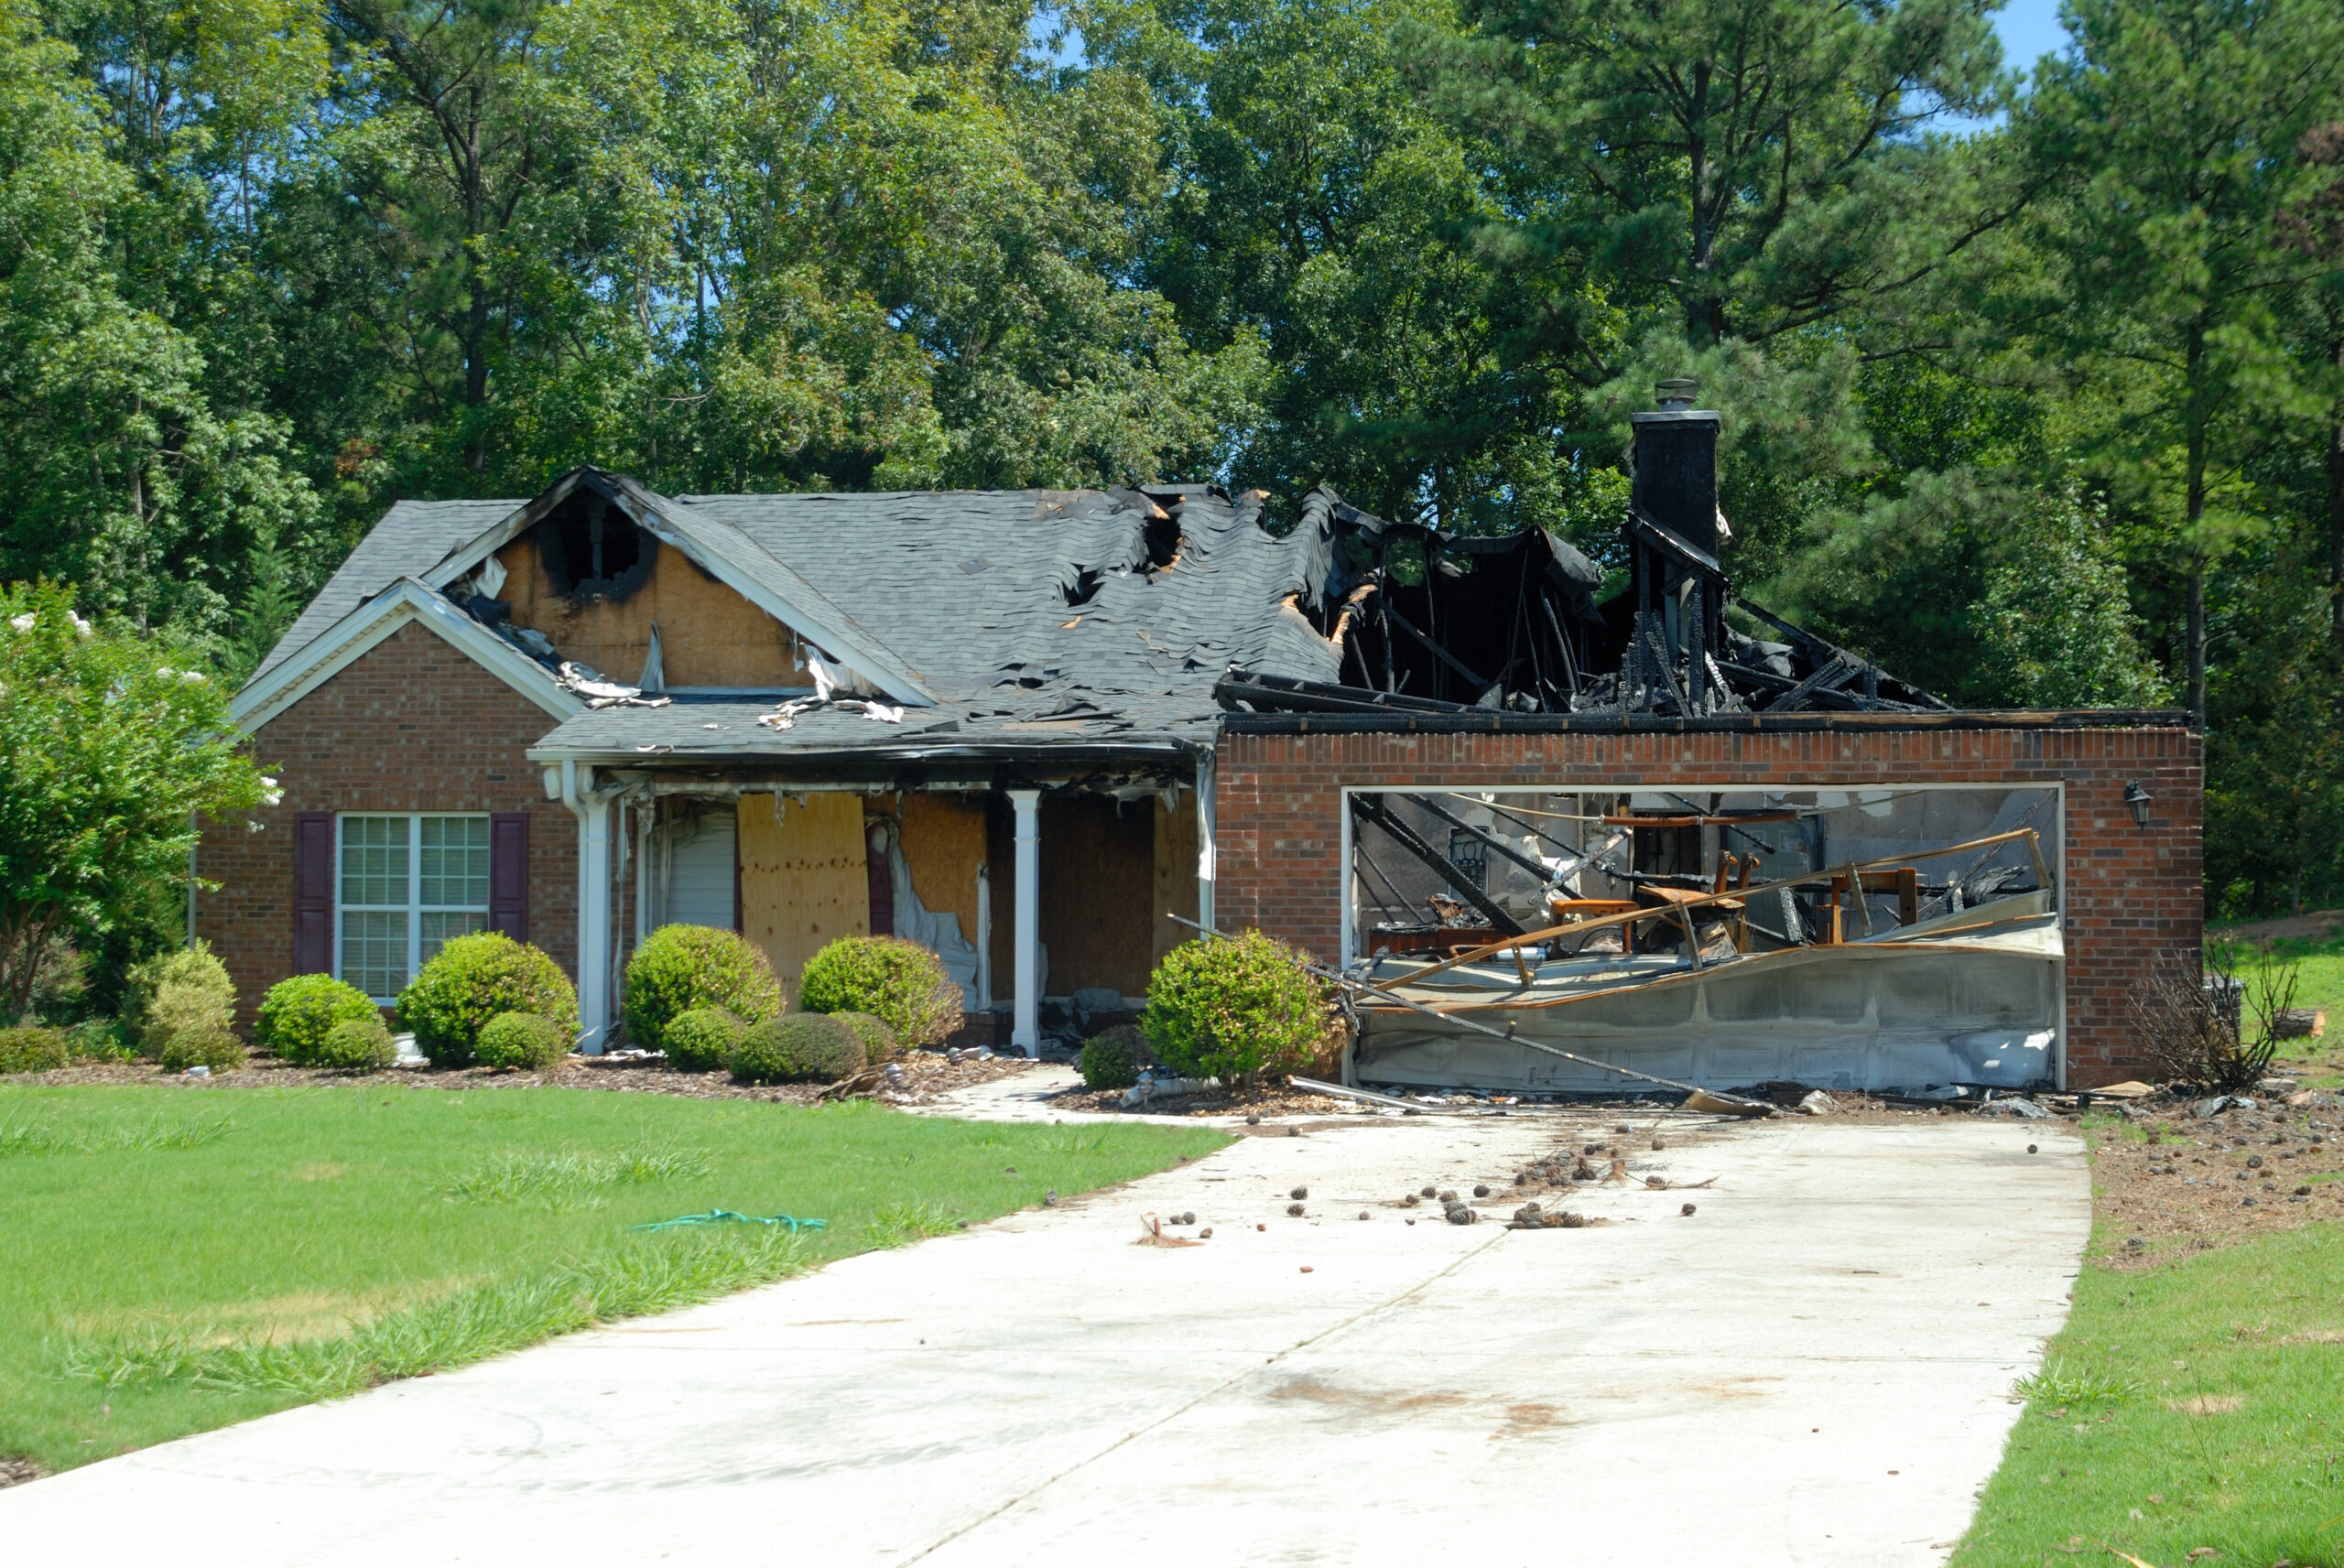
[[1636, 612, 1692, 715], [1732, 598, 1952, 711], [1401, 794, 1555, 881], [1763, 654, 1859, 713], [1216, 670, 1469, 716], [1350, 796, 1525, 936], [1382, 602, 1492, 693]]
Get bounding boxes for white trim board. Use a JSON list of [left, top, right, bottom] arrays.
[[231, 578, 582, 733]]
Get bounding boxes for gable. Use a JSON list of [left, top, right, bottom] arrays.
[[492, 533, 811, 691]]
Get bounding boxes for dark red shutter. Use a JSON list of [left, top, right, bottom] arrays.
[[490, 812, 530, 942], [293, 812, 335, 974]]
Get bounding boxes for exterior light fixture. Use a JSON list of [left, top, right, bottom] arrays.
[[2123, 781, 2153, 830]]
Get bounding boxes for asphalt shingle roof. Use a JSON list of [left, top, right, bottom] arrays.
[[253, 481, 1340, 762]]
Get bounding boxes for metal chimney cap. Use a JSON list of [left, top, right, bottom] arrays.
[[1655, 377, 1698, 408]]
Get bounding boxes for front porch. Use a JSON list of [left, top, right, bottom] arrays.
[[543, 747, 1214, 1054]]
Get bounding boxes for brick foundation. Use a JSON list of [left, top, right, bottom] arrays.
[[1210, 722, 2202, 1088], [199, 622, 577, 1024]]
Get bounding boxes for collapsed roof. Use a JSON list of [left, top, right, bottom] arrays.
[[238, 386, 1946, 772], [1223, 384, 1947, 721]]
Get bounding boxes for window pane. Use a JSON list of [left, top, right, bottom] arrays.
[[341, 816, 408, 906], [419, 909, 488, 965], [342, 909, 408, 999], [420, 816, 490, 908]]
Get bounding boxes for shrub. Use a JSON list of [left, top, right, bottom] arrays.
[[257, 974, 381, 1065], [315, 1015, 398, 1073], [0, 1024, 71, 1074], [623, 925, 782, 1051], [660, 1007, 746, 1073], [730, 1014, 866, 1084], [123, 942, 236, 1056], [830, 1011, 899, 1063], [158, 1027, 247, 1071], [797, 936, 960, 1046], [396, 934, 578, 1068], [473, 1011, 569, 1071], [1140, 931, 1336, 1090], [1079, 1025, 1145, 1090]]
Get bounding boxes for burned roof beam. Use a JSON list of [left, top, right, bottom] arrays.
[[1382, 600, 1493, 694], [1732, 597, 1951, 711], [1351, 795, 1525, 937], [1401, 794, 1556, 882], [1763, 654, 1860, 713], [1216, 669, 1473, 716]]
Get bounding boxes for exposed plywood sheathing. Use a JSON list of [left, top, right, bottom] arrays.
[[494, 537, 809, 688], [737, 792, 868, 992], [895, 794, 987, 956], [1040, 795, 1156, 998], [1153, 792, 1199, 962]]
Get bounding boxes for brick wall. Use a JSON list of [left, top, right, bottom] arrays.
[[199, 621, 577, 1024], [1211, 722, 2202, 1088]]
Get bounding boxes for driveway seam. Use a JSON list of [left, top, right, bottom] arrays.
[[893, 1222, 1514, 1565]]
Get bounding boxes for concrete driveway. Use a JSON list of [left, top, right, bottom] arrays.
[[0, 1107, 2088, 1567]]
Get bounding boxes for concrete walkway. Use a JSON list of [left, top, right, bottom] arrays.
[[0, 1111, 2089, 1567]]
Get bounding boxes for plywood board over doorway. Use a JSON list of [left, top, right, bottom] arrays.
[[1154, 791, 1199, 963], [738, 792, 868, 993], [1039, 795, 1156, 998], [895, 794, 987, 954]]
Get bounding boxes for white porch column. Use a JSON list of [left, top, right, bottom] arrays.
[[1194, 752, 1217, 939], [1008, 787, 1042, 1057], [557, 759, 616, 1054]]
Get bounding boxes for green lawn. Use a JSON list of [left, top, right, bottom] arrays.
[[1954, 1119, 2344, 1568], [0, 1083, 1224, 1476]]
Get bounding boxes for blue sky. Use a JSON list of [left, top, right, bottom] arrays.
[[1995, 0, 2073, 75]]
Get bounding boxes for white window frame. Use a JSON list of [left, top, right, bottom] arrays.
[[334, 814, 494, 1002]]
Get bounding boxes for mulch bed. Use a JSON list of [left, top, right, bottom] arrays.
[[2084, 1088, 2344, 1271], [9, 1048, 1039, 1108]]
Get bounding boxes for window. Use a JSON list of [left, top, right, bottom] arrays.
[[339, 816, 492, 999]]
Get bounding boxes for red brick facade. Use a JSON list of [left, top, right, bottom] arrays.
[[198, 621, 577, 1023], [1210, 721, 2202, 1089]]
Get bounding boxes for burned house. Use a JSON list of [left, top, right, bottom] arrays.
[[204, 384, 2199, 1092]]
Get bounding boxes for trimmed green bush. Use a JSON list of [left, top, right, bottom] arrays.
[[729, 1014, 866, 1084], [623, 925, 782, 1051], [396, 934, 578, 1068], [123, 942, 236, 1057], [1140, 931, 1335, 1090], [257, 974, 381, 1065], [158, 1027, 247, 1071], [797, 936, 960, 1046], [661, 1007, 746, 1072], [830, 1011, 899, 1063], [1079, 1025, 1145, 1090], [473, 1011, 569, 1071], [315, 1015, 398, 1072], [0, 1024, 71, 1074]]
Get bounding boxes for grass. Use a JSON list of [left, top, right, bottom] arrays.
[[2203, 932, 2344, 1090], [0, 1083, 1225, 1476], [1953, 1123, 2344, 1568]]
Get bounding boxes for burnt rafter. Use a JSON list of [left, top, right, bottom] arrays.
[[1223, 381, 1949, 724]]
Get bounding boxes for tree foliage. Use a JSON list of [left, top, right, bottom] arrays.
[[8, 0, 2344, 916], [0, 581, 268, 1017]]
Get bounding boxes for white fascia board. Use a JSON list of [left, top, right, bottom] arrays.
[[418, 469, 936, 710], [231, 579, 582, 733]]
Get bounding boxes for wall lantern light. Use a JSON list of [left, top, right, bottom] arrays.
[[2123, 781, 2153, 830]]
